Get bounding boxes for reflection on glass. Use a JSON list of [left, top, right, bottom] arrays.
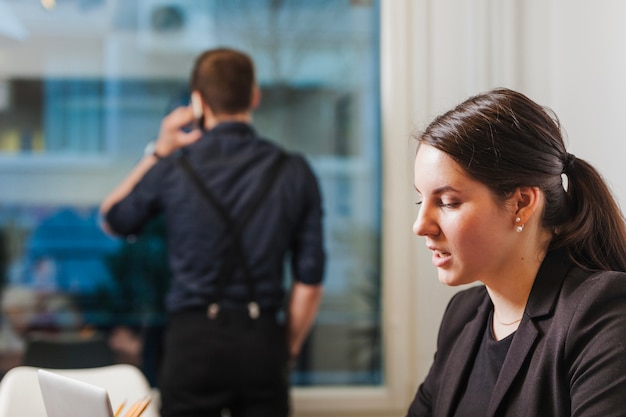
[[0, 0, 381, 386]]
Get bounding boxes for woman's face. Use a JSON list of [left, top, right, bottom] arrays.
[[413, 144, 519, 287]]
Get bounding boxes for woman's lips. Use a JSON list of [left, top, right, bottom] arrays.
[[430, 248, 451, 267]]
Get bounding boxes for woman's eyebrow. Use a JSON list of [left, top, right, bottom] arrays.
[[432, 185, 460, 195], [415, 185, 460, 197]]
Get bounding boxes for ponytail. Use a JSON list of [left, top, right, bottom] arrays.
[[551, 157, 626, 272]]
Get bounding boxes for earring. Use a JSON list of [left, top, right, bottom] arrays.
[[515, 217, 524, 233]]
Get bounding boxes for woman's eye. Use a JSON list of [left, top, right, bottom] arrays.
[[439, 201, 460, 209]]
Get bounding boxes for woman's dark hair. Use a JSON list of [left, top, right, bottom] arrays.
[[416, 87, 626, 272]]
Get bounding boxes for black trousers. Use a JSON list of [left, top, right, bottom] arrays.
[[159, 309, 290, 417]]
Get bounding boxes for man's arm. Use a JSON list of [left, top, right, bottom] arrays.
[[99, 154, 159, 235], [286, 282, 324, 361], [99, 105, 202, 234]]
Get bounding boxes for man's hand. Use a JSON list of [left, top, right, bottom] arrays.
[[154, 105, 203, 157], [286, 283, 324, 361], [100, 105, 203, 234]]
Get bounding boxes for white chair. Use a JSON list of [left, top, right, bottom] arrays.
[[0, 364, 159, 417]]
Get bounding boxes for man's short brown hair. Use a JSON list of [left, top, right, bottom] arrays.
[[189, 48, 255, 116]]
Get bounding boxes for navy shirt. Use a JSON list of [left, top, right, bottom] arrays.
[[106, 122, 325, 313]]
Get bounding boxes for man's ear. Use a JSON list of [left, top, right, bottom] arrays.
[[513, 186, 542, 223], [250, 85, 261, 110]]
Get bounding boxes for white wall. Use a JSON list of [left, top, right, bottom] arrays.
[[548, 1, 626, 203], [385, 2, 626, 417]]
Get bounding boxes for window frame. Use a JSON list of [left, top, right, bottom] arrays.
[[292, 1, 419, 415]]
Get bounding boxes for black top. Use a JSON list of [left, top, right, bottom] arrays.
[[106, 122, 325, 313], [453, 313, 513, 417]]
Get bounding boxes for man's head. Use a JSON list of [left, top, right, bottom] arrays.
[[190, 48, 257, 117]]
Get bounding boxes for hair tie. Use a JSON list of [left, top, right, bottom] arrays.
[[561, 153, 575, 192], [563, 152, 576, 173]]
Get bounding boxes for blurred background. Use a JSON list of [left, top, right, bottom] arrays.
[[0, 0, 383, 413], [1, 1, 625, 416]]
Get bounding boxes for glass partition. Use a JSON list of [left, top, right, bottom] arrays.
[[0, 0, 381, 387]]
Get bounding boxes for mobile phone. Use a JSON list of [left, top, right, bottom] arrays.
[[190, 92, 205, 131]]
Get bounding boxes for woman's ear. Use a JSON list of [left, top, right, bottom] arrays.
[[513, 186, 542, 223]]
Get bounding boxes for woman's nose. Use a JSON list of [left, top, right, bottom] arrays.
[[413, 204, 437, 236]]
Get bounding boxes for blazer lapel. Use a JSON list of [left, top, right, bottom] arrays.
[[486, 249, 573, 416], [486, 317, 539, 416], [436, 297, 491, 417]]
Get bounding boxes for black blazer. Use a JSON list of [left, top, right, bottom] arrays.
[[407, 250, 626, 417]]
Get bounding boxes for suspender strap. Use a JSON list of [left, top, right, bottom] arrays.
[[178, 151, 287, 319]]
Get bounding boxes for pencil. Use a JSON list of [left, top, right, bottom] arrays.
[[113, 400, 126, 417], [121, 401, 140, 417], [130, 397, 152, 417]]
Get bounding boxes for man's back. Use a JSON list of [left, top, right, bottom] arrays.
[[106, 121, 324, 313]]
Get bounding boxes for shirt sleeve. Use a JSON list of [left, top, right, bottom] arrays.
[[105, 161, 165, 237], [289, 155, 325, 285]]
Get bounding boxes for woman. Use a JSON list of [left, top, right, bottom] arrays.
[[407, 88, 626, 417]]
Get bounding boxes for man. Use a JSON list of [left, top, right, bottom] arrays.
[[100, 48, 325, 417]]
